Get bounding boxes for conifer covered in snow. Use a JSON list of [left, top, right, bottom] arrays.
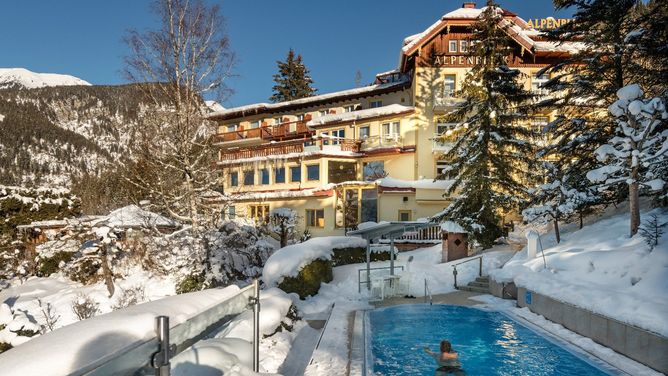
[[435, 1, 535, 248], [523, 162, 600, 243], [269, 49, 317, 103], [587, 84, 668, 236], [538, 0, 654, 204]]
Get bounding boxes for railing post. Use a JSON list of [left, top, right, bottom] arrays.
[[152, 316, 173, 376], [452, 266, 458, 289], [479, 257, 482, 277], [251, 279, 260, 372]]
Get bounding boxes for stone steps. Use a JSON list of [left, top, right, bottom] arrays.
[[458, 276, 490, 293]]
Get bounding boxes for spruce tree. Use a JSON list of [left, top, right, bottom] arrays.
[[269, 49, 317, 103], [435, 1, 535, 249], [537, 0, 651, 208]]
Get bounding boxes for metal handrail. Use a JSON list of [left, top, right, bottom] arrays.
[[452, 255, 483, 289], [358, 265, 404, 293], [424, 279, 433, 305]]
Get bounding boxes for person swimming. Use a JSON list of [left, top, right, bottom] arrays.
[[423, 340, 466, 375]]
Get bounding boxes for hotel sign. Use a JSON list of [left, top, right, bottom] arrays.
[[527, 18, 572, 30], [432, 55, 516, 67]]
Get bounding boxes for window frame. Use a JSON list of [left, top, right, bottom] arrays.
[[448, 40, 458, 53], [230, 171, 238, 187], [369, 100, 383, 108], [228, 205, 236, 220], [382, 121, 401, 138], [243, 170, 254, 186], [359, 125, 370, 139], [398, 210, 412, 222], [249, 120, 260, 129], [444, 75, 456, 97], [460, 40, 468, 53], [274, 167, 286, 184], [290, 165, 302, 182], [306, 164, 320, 181], [305, 209, 325, 228], [260, 168, 270, 185]]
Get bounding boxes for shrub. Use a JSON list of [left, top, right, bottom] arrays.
[[38, 251, 75, 277], [0, 342, 12, 353], [71, 294, 100, 321], [278, 259, 332, 299], [175, 274, 206, 294], [66, 257, 101, 284], [330, 247, 391, 266], [112, 285, 146, 310]]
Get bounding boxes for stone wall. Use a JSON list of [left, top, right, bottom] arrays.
[[517, 287, 668, 374]]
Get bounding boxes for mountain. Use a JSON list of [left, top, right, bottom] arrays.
[[0, 82, 152, 187], [0, 68, 91, 89]]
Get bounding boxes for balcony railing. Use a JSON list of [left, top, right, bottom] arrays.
[[213, 121, 313, 144], [219, 139, 362, 162], [433, 94, 464, 111], [432, 133, 456, 153], [360, 134, 403, 150]]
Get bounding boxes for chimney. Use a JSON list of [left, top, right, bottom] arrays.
[[462, 2, 476, 8]]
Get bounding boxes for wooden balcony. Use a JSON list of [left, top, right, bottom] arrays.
[[219, 139, 362, 162], [212, 120, 313, 146]]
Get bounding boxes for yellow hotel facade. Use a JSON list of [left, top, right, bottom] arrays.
[[209, 2, 579, 237]]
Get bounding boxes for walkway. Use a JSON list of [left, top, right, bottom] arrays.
[[372, 290, 485, 308]]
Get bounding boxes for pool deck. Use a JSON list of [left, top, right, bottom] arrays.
[[371, 290, 485, 308]]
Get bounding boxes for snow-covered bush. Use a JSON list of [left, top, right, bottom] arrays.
[[111, 285, 146, 310], [587, 84, 668, 235], [0, 303, 41, 353], [278, 259, 333, 299], [330, 246, 390, 266], [70, 294, 99, 321]]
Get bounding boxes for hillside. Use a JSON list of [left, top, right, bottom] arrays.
[[0, 83, 154, 187], [0, 68, 91, 89]]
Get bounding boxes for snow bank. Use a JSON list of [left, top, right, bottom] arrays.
[[491, 208, 668, 336], [441, 221, 466, 233], [0, 286, 241, 375], [103, 204, 178, 228], [262, 236, 367, 287]]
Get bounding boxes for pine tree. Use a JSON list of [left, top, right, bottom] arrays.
[[435, 1, 535, 249], [269, 49, 317, 103], [538, 0, 652, 209]]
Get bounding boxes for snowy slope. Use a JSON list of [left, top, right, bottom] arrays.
[[492, 207, 668, 336], [0, 68, 90, 89]]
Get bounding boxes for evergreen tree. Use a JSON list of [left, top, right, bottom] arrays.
[[269, 49, 317, 103], [435, 1, 535, 249], [537, 0, 651, 208]]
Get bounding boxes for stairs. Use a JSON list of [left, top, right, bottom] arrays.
[[458, 276, 489, 293]]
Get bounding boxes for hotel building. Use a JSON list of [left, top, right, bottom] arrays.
[[208, 2, 579, 237]]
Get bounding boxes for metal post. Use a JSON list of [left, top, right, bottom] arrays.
[[478, 257, 482, 277], [152, 316, 171, 376], [366, 238, 371, 291], [252, 279, 260, 372], [453, 266, 458, 289], [389, 236, 395, 276]]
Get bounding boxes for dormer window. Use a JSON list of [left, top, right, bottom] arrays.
[[227, 124, 238, 132], [370, 100, 383, 108], [274, 117, 283, 125], [344, 105, 357, 113], [250, 121, 260, 129], [319, 110, 329, 117], [297, 114, 305, 121], [449, 40, 458, 53]]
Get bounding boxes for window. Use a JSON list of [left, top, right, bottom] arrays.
[[363, 161, 386, 181], [250, 120, 260, 129], [227, 124, 238, 132], [228, 206, 236, 220], [230, 171, 238, 187], [344, 105, 357, 113], [328, 161, 357, 184], [260, 169, 269, 185], [449, 40, 458, 53], [249, 204, 270, 221], [319, 110, 329, 117], [460, 40, 468, 53], [398, 210, 412, 222], [436, 160, 455, 180], [382, 122, 400, 139], [330, 129, 345, 145], [444, 75, 456, 97], [275, 167, 286, 183], [361, 189, 378, 223], [306, 209, 325, 228], [437, 123, 456, 135], [359, 126, 370, 139], [243, 170, 254, 185], [532, 72, 550, 95], [307, 164, 320, 181], [297, 114, 305, 121], [369, 100, 382, 108], [290, 165, 301, 182], [274, 117, 283, 125]]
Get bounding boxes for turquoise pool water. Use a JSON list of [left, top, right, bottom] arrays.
[[367, 305, 618, 375]]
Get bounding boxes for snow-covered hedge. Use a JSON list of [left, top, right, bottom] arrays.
[[262, 236, 367, 287]]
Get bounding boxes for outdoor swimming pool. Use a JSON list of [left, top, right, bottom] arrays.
[[366, 304, 620, 375]]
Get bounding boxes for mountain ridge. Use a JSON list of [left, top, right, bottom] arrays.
[[0, 68, 91, 90]]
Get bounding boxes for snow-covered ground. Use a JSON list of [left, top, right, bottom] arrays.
[[492, 207, 668, 337], [0, 68, 90, 89]]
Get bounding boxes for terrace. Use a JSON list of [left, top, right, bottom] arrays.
[[212, 119, 313, 146]]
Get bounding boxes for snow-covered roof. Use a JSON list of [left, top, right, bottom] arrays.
[[441, 221, 466, 233], [99, 205, 179, 229], [377, 177, 455, 190], [306, 104, 414, 127], [208, 79, 410, 120]]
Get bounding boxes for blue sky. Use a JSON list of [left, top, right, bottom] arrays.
[[1, 0, 572, 107]]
